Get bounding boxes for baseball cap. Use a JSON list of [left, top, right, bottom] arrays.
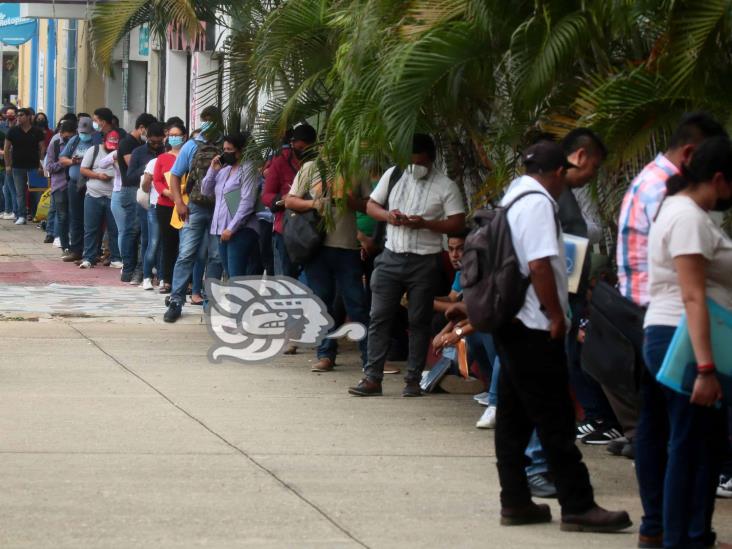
[[78, 116, 93, 134], [522, 141, 578, 172]]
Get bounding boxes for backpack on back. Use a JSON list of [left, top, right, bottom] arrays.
[[186, 141, 221, 208], [460, 190, 556, 333]]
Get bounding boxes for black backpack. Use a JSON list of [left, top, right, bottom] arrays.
[[460, 190, 558, 333]]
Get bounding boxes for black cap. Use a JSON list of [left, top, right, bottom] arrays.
[[291, 124, 317, 144], [522, 141, 578, 172]]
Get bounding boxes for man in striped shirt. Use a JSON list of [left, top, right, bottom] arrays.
[[617, 113, 727, 307]]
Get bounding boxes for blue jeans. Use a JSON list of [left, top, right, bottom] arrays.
[[170, 202, 222, 305], [12, 168, 30, 218], [144, 205, 160, 279], [111, 187, 141, 275], [46, 192, 57, 237], [52, 189, 70, 250], [636, 325, 726, 548], [218, 227, 259, 278], [192, 256, 205, 296], [272, 231, 300, 278], [67, 178, 85, 254], [304, 246, 368, 366], [83, 195, 120, 263], [138, 203, 148, 275], [466, 332, 499, 405], [3, 170, 15, 215]]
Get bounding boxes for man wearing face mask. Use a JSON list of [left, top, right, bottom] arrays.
[[263, 124, 316, 279], [58, 116, 102, 262], [349, 133, 466, 397]]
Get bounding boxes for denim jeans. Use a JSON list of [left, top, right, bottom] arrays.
[[52, 189, 70, 250], [466, 332, 498, 400], [170, 202, 222, 306], [272, 231, 300, 278], [67, 178, 85, 254], [636, 326, 726, 548], [144, 205, 160, 280], [138, 203, 148, 276], [46, 192, 57, 237], [83, 195, 120, 263], [12, 168, 30, 219], [111, 187, 141, 275], [218, 227, 259, 278], [192, 256, 205, 296], [3, 170, 15, 215], [304, 246, 368, 366]]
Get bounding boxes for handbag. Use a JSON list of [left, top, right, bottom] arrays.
[[136, 175, 150, 210], [282, 161, 328, 265], [581, 281, 645, 394], [656, 298, 732, 402]]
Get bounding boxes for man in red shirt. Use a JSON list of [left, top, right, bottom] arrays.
[[262, 124, 317, 278]]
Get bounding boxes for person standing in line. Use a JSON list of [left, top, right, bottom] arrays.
[[201, 133, 261, 278], [44, 120, 77, 252], [638, 136, 732, 549], [476, 142, 630, 531], [4, 108, 46, 225], [152, 122, 187, 292], [348, 133, 466, 397], [78, 131, 122, 269], [34, 112, 54, 147], [163, 106, 224, 323], [58, 116, 101, 262]]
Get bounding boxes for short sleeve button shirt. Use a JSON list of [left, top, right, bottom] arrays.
[[370, 166, 465, 255]]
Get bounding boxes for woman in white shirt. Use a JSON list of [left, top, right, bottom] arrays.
[[636, 136, 732, 549]]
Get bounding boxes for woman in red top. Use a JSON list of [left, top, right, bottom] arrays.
[[153, 122, 186, 292]]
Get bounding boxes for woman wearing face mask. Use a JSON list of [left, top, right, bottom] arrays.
[[636, 136, 732, 549], [200, 132, 260, 277], [153, 122, 187, 292], [34, 112, 54, 147]]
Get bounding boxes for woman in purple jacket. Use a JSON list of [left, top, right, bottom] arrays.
[[201, 132, 260, 278]]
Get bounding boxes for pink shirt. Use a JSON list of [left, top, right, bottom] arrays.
[[616, 154, 679, 306]]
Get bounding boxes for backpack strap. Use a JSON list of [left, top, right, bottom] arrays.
[[505, 190, 561, 236], [91, 145, 101, 169], [383, 166, 403, 210]]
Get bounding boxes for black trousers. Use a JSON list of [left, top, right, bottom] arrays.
[[155, 204, 179, 284], [494, 320, 595, 515]]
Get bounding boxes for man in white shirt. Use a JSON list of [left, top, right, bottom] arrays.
[[348, 134, 465, 397], [493, 142, 630, 532]]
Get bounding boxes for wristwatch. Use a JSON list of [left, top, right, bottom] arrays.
[[454, 327, 463, 337]]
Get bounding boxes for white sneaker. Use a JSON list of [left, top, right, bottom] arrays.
[[142, 278, 154, 290], [476, 405, 497, 429], [109, 260, 123, 269], [1, 212, 13, 220], [717, 475, 732, 498], [79, 260, 92, 269], [14, 217, 26, 225], [159, 280, 166, 290], [52, 237, 61, 248], [473, 391, 489, 402]]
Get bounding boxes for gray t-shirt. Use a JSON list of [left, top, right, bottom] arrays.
[[80, 145, 115, 198]]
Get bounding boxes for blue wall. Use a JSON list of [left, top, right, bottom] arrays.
[[29, 24, 38, 108], [46, 19, 56, 124]]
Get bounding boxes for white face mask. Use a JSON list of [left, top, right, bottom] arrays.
[[409, 164, 429, 180]]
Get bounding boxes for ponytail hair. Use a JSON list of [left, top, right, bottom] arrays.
[[665, 136, 732, 196]]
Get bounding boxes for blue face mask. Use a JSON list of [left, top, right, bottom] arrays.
[[79, 133, 92, 143], [167, 135, 184, 148], [200, 121, 213, 133]]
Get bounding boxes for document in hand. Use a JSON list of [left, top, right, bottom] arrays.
[[657, 298, 732, 402], [563, 234, 589, 294]]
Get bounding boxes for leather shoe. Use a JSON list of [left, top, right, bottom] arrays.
[[560, 505, 632, 533], [637, 533, 663, 548], [402, 381, 422, 397], [311, 358, 334, 372], [500, 502, 552, 526], [62, 252, 82, 262], [348, 378, 382, 397]]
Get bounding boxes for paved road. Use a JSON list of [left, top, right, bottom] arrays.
[[1, 220, 730, 548]]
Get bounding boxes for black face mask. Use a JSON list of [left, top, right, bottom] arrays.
[[35, 119, 48, 129], [220, 152, 237, 166]]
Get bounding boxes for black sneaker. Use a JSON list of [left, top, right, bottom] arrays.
[[164, 301, 183, 323], [576, 419, 600, 439], [606, 437, 629, 456], [527, 472, 557, 498], [130, 272, 143, 285], [43, 234, 54, 243], [621, 440, 635, 460], [581, 425, 624, 445], [120, 272, 133, 283]]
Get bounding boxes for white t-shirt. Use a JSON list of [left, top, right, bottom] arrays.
[[645, 195, 732, 327], [145, 158, 158, 205], [371, 166, 465, 255], [80, 145, 115, 199], [501, 175, 569, 331]]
